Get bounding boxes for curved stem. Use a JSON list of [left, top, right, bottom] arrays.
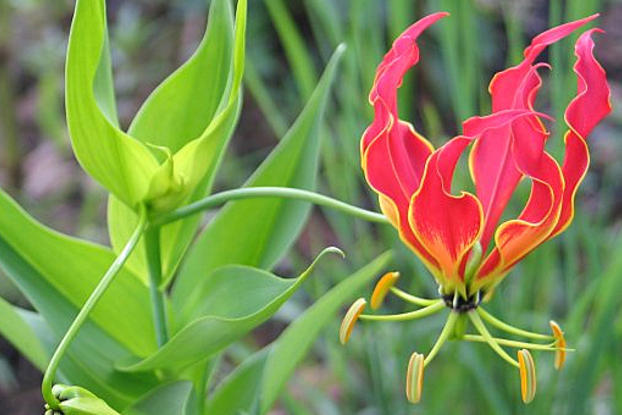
[[144, 226, 169, 346], [462, 335, 568, 351], [151, 187, 389, 227], [390, 287, 438, 306], [424, 311, 458, 366], [41, 206, 148, 410], [359, 300, 445, 321], [468, 310, 519, 368], [477, 307, 553, 341]]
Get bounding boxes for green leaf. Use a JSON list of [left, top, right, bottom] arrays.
[[156, 0, 247, 212], [123, 382, 194, 415], [205, 251, 392, 415], [0, 189, 160, 408], [0, 296, 48, 371], [172, 44, 345, 306], [128, 0, 234, 153], [106, 0, 235, 281], [205, 349, 268, 415], [118, 248, 343, 373], [66, 0, 159, 207], [23, 310, 158, 410], [107, 0, 245, 284], [0, 188, 156, 357]]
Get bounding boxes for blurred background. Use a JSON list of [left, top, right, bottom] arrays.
[[1, 0, 621, 413]]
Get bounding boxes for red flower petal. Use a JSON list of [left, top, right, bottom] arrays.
[[548, 28, 612, 239], [474, 151, 564, 286], [409, 136, 483, 286], [408, 110, 537, 288], [473, 27, 610, 288], [361, 13, 448, 273], [467, 15, 596, 251]]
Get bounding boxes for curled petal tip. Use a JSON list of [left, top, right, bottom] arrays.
[[549, 321, 567, 370], [370, 271, 400, 310], [339, 298, 366, 345], [518, 349, 537, 404], [406, 352, 425, 403]]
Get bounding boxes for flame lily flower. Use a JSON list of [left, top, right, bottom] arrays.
[[341, 12, 611, 404]]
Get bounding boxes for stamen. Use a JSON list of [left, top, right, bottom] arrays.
[[339, 298, 366, 345], [518, 349, 537, 403], [477, 308, 553, 341], [390, 287, 438, 306], [423, 311, 459, 366], [549, 320, 567, 370], [468, 310, 519, 368], [463, 335, 573, 352], [370, 272, 400, 309], [359, 300, 445, 322], [406, 352, 425, 403]]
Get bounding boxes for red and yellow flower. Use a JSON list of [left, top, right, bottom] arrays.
[[341, 12, 611, 404]]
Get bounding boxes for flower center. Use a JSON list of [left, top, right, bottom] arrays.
[[442, 291, 482, 312]]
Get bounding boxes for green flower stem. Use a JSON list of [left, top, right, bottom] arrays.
[[150, 187, 389, 227], [390, 287, 438, 306], [468, 310, 519, 368], [424, 311, 458, 366], [42, 206, 148, 410], [359, 300, 445, 321], [463, 335, 568, 351], [144, 226, 169, 347], [477, 307, 553, 341]]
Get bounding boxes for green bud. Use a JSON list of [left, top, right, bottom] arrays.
[[59, 397, 120, 415], [53, 384, 97, 401], [48, 384, 120, 415]]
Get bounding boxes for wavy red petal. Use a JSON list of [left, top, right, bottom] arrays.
[[467, 16, 594, 251], [361, 13, 448, 274], [475, 152, 563, 284], [409, 137, 483, 284], [549, 28, 612, 238]]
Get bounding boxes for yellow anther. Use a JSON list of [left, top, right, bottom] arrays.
[[405, 352, 425, 404], [370, 272, 400, 309], [549, 320, 567, 370], [339, 298, 367, 345], [518, 349, 537, 404]]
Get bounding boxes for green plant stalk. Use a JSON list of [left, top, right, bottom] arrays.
[[151, 187, 389, 227], [424, 311, 458, 366], [144, 226, 169, 347], [41, 205, 148, 410]]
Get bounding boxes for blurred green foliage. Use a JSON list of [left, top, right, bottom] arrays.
[[1, 0, 622, 414]]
